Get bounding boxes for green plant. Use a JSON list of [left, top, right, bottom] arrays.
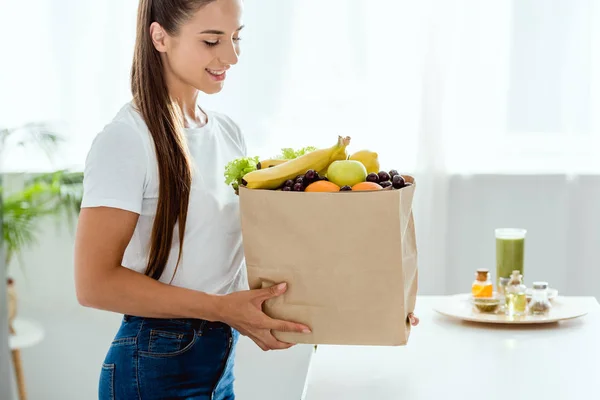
[[1, 123, 83, 269]]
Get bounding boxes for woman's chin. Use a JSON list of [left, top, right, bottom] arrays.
[[199, 82, 225, 95]]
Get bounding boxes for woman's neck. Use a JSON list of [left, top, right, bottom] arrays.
[[165, 73, 208, 129]]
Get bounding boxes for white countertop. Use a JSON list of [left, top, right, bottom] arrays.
[[304, 296, 600, 400]]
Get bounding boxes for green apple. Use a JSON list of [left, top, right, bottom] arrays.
[[326, 160, 367, 187]]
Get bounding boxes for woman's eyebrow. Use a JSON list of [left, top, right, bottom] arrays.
[[198, 25, 245, 35]]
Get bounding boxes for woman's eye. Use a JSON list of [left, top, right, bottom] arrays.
[[204, 37, 242, 47]]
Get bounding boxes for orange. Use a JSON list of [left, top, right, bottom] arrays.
[[351, 181, 383, 191], [305, 180, 341, 192]]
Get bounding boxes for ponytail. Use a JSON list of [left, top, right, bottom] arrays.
[[130, 0, 198, 282]]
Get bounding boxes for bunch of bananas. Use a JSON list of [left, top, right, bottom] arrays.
[[242, 136, 352, 190]]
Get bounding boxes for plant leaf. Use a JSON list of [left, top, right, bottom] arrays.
[[2, 170, 83, 268]]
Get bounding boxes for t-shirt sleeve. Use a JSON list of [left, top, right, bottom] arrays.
[[80, 122, 148, 214]]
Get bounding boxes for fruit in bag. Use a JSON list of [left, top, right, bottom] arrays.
[[242, 136, 351, 190], [326, 160, 367, 187], [349, 150, 380, 174], [352, 181, 383, 191], [305, 181, 341, 192]]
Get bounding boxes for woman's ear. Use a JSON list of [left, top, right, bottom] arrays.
[[150, 22, 168, 52]]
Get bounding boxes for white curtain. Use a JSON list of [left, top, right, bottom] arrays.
[[1, 0, 598, 295]]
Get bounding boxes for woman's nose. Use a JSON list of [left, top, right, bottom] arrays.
[[219, 39, 240, 66]]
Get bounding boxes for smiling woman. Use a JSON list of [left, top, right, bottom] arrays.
[[73, 1, 312, 400], [143, 0, 244, 98]]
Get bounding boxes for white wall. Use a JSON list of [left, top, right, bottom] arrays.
[[6, 173, 600, 400], [445, 174, 600, 299]]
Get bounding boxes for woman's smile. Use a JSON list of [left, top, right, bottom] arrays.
[[206, 68, 227, 81]]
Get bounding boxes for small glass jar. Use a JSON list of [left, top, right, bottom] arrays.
[[472, 269, 493, 298], [497, 277, 510, 308], [529, 281, 552, 315], [506, 270, 527, 316], [498, 277, 510, 297]]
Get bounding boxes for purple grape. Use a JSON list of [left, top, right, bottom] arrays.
[[366, 173, 379, 183], [284, 179, 295, 188], [295, 176, 305, 186], [305, 169, 317, 182], [392, 174, 405, 189], [293, 182, 304, 191], [282, 186, 292, 191], [380, 181, 392, 188], [389, 169, 400, 178], [340, 185, 352, 191], [378, 171, 391, 182]]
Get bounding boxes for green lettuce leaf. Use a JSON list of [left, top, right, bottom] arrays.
[[277, 146, 317, 159], [223, 146, 316, 193], [224, 156, 260, 192]]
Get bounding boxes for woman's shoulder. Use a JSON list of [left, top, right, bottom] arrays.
[[88, 102, 152, 160], [99, 102, 149, 138], [95, 102, 152, 143]]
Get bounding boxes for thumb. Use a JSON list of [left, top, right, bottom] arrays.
[[258, 282, 287, 301]]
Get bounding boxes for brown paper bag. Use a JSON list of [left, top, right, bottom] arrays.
[[238, 176, 418, 346]]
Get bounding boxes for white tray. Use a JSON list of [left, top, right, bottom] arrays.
[[433, 293, 589, 324]]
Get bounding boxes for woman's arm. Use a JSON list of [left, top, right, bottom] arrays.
[[74, 206, 311, 350], [74, 206, 221, 320]]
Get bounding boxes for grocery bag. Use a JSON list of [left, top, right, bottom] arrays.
[[238, 176, 418, 346]]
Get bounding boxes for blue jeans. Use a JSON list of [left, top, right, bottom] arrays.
[[99, 315, 239, 399]]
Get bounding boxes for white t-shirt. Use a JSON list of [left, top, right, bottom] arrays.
[[81, 102, 248, 295]]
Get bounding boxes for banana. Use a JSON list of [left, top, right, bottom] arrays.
[[242, 136, 351, 189], [256, 159, 288, 169]]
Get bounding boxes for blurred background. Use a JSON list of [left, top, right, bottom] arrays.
[[1, 0, 600, 399]]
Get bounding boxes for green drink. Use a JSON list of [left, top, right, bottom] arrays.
[[495, 228, 526, 287]]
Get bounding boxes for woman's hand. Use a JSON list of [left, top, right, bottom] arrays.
[[217, 283, 311, 351], [408, 313, 420, 326]]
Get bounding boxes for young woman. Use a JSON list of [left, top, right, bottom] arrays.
[[74, 0, 419, 398]]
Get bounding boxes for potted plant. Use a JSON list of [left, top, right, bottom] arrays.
[[1, 123, 83, 330]]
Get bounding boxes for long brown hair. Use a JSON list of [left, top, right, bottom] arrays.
[[131, 0, 215, 281]]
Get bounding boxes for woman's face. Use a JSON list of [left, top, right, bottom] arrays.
[[152, 0, 244, 95]]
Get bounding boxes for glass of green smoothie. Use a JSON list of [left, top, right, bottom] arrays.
[[495, 228, 526, 287]]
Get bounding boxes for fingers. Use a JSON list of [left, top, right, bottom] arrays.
[[250, 332, 295, 351], [256, 282, 288, 301], [262, 333, 295, 351], [266, 337, 295, 351], [408, 313, 420, 326], [262, 317, 311, 334]]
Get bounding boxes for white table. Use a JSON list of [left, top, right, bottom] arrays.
[[9, 318, 45, 400], [9, 318, 45, 351], [304, 296, 600, 400]]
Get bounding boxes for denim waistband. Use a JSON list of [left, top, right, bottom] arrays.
[[123, 314, 231, 332]]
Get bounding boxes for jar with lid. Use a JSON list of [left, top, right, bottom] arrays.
[[472, 269, 493, 298], [506, 270, 527, 316], [529, 281, 552, 315]]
